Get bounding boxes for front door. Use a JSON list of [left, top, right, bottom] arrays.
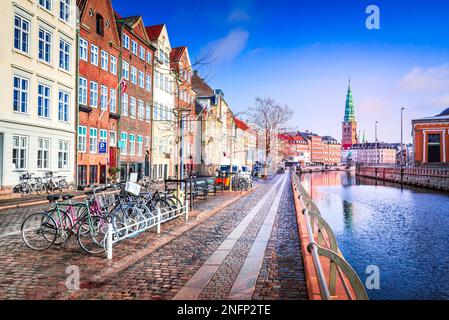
[[100, 165, 107, 184], [427, 134, 441, 163]]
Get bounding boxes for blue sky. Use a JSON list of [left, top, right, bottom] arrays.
[[112, 0, 449, 143]]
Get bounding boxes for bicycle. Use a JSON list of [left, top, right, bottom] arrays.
[[13, 172, 47, 196]]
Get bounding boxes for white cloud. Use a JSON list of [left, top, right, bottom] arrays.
[[203, 29, 250, 64], [228, 9, 251, 22], [399, 63, 449, 93]]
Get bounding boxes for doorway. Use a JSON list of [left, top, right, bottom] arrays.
[[100, 165, 107, 184]]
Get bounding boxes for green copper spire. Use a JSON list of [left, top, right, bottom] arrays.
[[344, 78, 356, 122]]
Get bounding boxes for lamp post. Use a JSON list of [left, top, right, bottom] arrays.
[[401, 107, 405, 166]]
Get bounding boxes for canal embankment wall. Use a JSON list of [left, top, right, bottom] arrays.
[[356, 166, 449, 192]]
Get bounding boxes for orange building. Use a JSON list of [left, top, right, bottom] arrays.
[[412, 108, 449, 165]]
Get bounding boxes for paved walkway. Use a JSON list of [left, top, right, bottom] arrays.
[[0, 174, 308, 300]]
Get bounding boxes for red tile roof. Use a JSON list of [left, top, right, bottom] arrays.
[[170, 46, 186, 63], [234, 117, 250, 131], [145, 24, 164, 42]]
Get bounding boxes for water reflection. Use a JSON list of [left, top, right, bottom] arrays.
[[300, 171, 449, 300]]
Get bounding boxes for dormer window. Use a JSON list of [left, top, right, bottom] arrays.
[[96, 14, 104, 36]]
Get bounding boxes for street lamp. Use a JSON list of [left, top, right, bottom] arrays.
[[401, 107, 405, 166]]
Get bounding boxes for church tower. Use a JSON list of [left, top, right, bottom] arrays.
[[342, 79, 358, 149]]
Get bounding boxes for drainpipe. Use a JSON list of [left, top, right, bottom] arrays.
[[74, 9, 81, 187]]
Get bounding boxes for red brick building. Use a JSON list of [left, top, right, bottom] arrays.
[[76, 0, 121, 186], [170, 46, 196, 173], [115, 15, 156, 181]]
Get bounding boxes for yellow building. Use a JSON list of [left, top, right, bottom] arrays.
[[0, 0, 77, 189]]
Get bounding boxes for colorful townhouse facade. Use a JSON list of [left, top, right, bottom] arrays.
[[0, 0, 77, 190], [76, 0, 121, 186], [116, 15, 155, 182]]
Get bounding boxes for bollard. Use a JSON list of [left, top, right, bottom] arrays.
[[107, 222, 113, 260], [157, 208, 161, 234], [185, 200, 189, 221]]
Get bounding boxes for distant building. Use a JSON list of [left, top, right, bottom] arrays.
[[412, 107, 449, 165], [349, 143, 397, 164], [322, 136, 342, 166], [342, 79, 358, 151]]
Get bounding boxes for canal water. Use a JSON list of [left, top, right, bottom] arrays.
[[300, 171, 449, 300]]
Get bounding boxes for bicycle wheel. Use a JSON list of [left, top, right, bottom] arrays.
[[35, 182, 46, 195], [19, 183, 31, 197], [165, 196, 183, 217], [77, 215, 109, 255], [46, 209, 74, 245], [21, 212, 57, 251]]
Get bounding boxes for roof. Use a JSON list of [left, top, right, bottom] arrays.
[[413, 107, 449, 123], [192, 71, 214, 96], [145, 24, 164, 42], [234, 118, 249, 131], [170, 46, 186, 62], [76, 0, 88, 17]]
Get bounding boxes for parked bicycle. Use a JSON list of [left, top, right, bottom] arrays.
[[13, 172, 47, 196]]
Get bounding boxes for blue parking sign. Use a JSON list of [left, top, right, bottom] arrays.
[[99, 142, 107, 154]]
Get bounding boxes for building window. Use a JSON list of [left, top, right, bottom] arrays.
[[146, 75, 152, 91], [58, 90, 70, 122], [138, 100, 144, 120], [13, 76, 29, 114], [37, 84, 51, 118], [110, 88, 117, 113], [100, 85, 108, 111], [145, 136, 150, 147], [78, 77, 87, 105], [60, 0, 71, 23], [79, 38, 88, 61], [78, 165, 87, 186], [122, 93, 128, 116], [39, 0, 52, 11], [110, 131, 117, 147], [122, 61, 129, 80], [58, 140, 69, 170], [100, 129, 107, 143], [90, 81, 98, 107], [120, 132, 128, 155], [96, 14, 104, 36], [90, 44, 99, 66], [110, 55, 117, 75], [78, 126, 87, 152], [122, 33, 130, 50], [130, 97, 136, 118], [129, 134, 135, 155], [100, 50, 108, 71], [38, 28, 52, 63], [137, 136, 143, 156], [131, 40, 137, 55], [131, 66, 137, 84], [155, 71, 160, 88], [14, 15, 30, 54], [59, 39, 71, 71], [12, 135, 28, 170], [89, 165, 98, 185], [138, 71, 144, 88], [146, 104, 151, 121], [37, 138, 50, 170], [147, 52, 152, 64], [89, 128, 98, 153], [139, 47, 145, 60]]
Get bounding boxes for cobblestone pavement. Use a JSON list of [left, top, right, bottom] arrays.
[[0, 174, 308, 300], [0, 189, 245, 299], [252, 179, 308, 300]]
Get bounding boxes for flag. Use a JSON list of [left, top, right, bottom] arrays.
[[120, 79, 128, 95]]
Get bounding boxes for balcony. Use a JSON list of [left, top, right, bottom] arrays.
[[79, 104, 92, 113], [109, 112, 120, 120]]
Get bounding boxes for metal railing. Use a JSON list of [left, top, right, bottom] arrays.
[[106, 201, 189, 260], [291, 171, 368, 300]]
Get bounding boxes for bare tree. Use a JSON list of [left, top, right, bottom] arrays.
[[245, 97, 294, 171]]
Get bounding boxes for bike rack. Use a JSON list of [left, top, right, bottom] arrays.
[[106, 201, 189, 260]]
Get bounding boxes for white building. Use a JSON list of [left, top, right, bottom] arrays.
[[0, 0, 77, 189], [146, 24, 175, 179]]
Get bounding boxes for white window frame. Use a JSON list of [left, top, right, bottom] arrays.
[[14, 15, 30, 54], [78, 126, 87, 153], [139, 46, 145, 60], [59, 39, 71, 71], [131, 40, 137, 55], [13, 75, 29, 114], [138, 71, 144, 88], [90, 81, 98, 108], [79, 37, 88, 61], [90, 44, 99, 66], [110, 55, 117, 75], [110, 88, 117, 113], [122, 93, 128, 116], [37, 138, 50, 170], [58, 90, 70, 122], [145, 104, 151, 121], [110, 131, 117, 147], [122, 61, 129, 80], [12, 135, 28, 170], [100, 85, 108, 111], [137, 135, 143, 156], [121, 132, 128, 155], [131, 66, 137, 84], [37, 83, 51, 118], [59, 0, 71, 23], [138, 100, 144, 120], [58, 140, 69, 170], [101, 50, 108, 71], [122, 33, 130, 50], [78, 76, 87, 105], [129, 134, 136, 156], [146, 75, 152, 91], [89, 127, 98, 153], [39, 0, 52, 11], [130, 97, 136, 118], [38, 28, 52, 63]]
